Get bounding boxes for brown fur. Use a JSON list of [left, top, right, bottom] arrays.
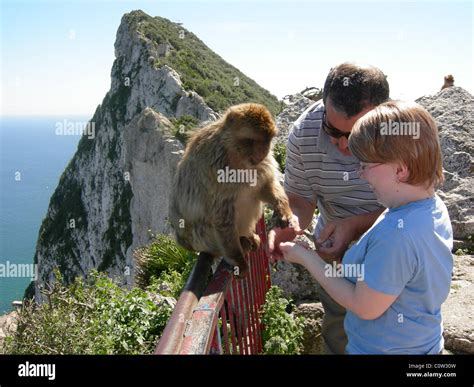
[[441, 74, 454, 90], [169, 103, 293, 277]]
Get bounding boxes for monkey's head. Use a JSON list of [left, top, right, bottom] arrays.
[[444, 74, 454, 83], [221, 103, 278, 166]]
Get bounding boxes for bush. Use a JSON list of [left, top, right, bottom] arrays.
[[4, 270, 172, 354], [134, 234, 197, 298], [260, 286, 304, 355], [171, 115, 199, 145], [4, 232, 198, 355], [273, 142, 287, 174]]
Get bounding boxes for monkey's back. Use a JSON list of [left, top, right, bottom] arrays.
[[169, 124, 238, 255]]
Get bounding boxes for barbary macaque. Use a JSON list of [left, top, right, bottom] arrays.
[[169, 103, 294, 277], [441, 74, 454, 90]]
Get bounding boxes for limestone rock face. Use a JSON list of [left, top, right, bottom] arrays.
[[33, 8, 280, 300], [442, 254, 474, 354], [417, 87, 474, 242], [294, 302, 324, 354], [0, 311, 18, 353], [33, 11, 216, 298], [276, 93, 314, 144]]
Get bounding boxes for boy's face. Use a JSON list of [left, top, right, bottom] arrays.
[[324, 98, 373, 156], [358, 162, 400, 207]]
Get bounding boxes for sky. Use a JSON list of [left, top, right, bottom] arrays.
[[1, 0, 473, 116]]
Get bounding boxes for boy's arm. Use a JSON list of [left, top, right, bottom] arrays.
[[281, 243, 397, 320]]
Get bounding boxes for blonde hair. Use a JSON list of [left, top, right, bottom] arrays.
[[349, 100, 444, 188]]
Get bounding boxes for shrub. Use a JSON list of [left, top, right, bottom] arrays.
[[260, 285, 304, 354], [171, 115, 199, 145], [4, 270, 172, 354], [273, 142, 287, 174], [134, 234, 197, 298]]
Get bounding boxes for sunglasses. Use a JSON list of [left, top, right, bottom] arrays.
[[322, 111, 351, 139]]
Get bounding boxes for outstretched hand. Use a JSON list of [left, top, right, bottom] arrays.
[[267, 214, 304, 262], [278, 241, 313, 266]]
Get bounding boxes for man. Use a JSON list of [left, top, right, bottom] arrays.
[[269, 62, 390, 354]]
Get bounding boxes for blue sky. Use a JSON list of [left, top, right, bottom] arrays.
[[1, 0, 473, 116]]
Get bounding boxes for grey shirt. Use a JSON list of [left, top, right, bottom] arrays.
[[283, 100, 383, 238]]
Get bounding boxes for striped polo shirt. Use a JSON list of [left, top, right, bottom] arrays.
[[284, 100, 383, 238]]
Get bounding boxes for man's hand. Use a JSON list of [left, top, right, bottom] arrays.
[[267, 214, 304, 261], [316, 217, 358, 262]]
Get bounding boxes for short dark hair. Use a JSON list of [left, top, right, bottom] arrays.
[[323, 63, 390, 117]]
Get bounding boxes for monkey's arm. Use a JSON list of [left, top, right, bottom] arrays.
[[260, 178, 294, 228]]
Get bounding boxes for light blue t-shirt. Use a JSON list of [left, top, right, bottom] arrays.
[[342, 195, 453, 354]]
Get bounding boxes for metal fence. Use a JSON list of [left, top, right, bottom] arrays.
[[155, 217, 271, 354]]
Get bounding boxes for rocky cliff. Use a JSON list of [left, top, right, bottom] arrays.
[[417, 86, 474, 244], [32, 10, 280, 298]]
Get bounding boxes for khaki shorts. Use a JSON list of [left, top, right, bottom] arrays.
[[316, 282, 348, 354]]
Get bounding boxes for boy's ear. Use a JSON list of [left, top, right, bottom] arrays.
[[396, 163, 410, 182]]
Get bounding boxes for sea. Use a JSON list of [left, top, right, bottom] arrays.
[[0, 116, 86, 314]]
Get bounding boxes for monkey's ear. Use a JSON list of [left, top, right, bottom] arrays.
[[224, 109, 242, 127]]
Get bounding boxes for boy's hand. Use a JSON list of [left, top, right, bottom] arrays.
[[278, 241, 312, 266]]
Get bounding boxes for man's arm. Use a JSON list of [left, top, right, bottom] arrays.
[[287, 192, 317, 230], [317, 207, 385, 261]]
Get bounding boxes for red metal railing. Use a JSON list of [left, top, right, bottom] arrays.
[[155, 217, 271, 354]]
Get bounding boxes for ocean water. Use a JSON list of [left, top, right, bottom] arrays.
[[0, 116, 85, 314]]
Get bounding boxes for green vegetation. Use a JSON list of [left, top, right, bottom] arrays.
[[99, 183, 133, 272], [35, 174, 86, 283], [125, 10, 281, 116], [5, 270, 172, 355], [8, 234, 196, 355], [273, 142, 287, 173], [260, 285, 304, 355], [171, 115, 200, 145], [134, 234, 198, 298]]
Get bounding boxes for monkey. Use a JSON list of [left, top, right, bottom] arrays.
[[169, 103, 294, 278], [441, 74, 454, 90]]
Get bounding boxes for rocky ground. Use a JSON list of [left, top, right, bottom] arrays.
[[442, 254, 474, 353], [0, 311, 18, 353]]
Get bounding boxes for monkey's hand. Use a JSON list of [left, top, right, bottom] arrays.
[[240, 234, 261, 254], [271, 208, 297, 229]]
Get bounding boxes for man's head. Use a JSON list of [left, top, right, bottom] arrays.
[[322, 63, 390, 156]]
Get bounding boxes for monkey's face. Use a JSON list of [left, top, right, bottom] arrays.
[[234, 131, 272, 166], [223, 103, 277, 166]]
